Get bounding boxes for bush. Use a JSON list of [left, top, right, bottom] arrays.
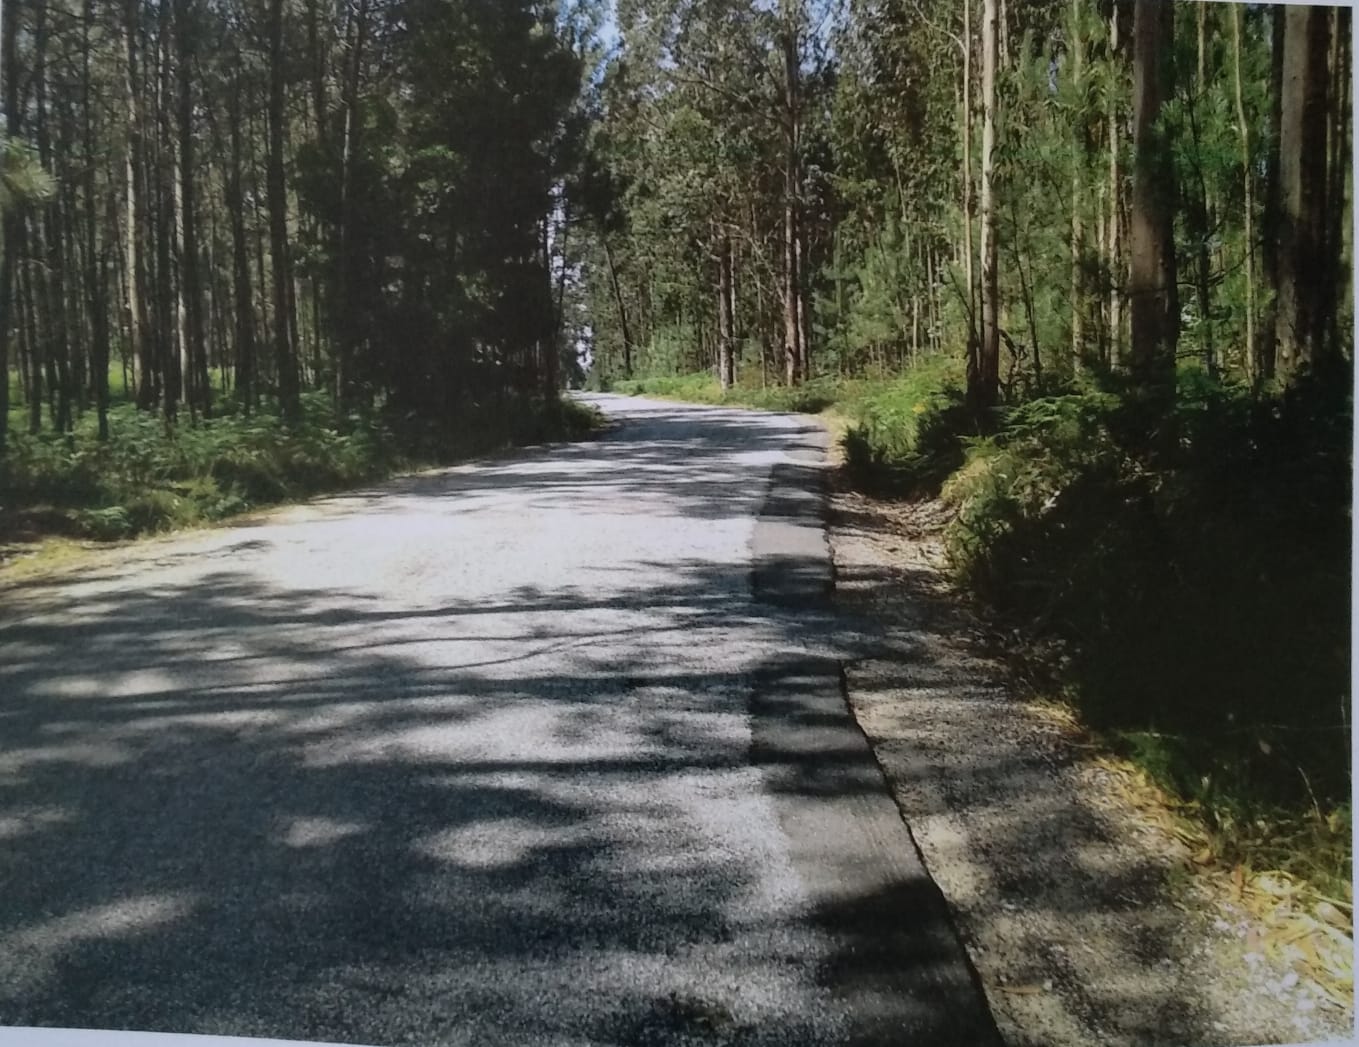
[[938, 373, 1352, 874], [843, 356, 972, 494], [1, 387, 598, 543], [615, 371, 845, 414]]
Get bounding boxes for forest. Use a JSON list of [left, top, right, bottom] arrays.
[[0, 0, 598, 539], [0, 0, 1352, 913]]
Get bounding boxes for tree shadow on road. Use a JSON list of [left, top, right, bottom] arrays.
[[0, 547, 999, 1046], [0, 401, 1007, 1045]]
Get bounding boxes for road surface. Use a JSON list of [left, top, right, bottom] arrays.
[[0, 395, 998, 1046]]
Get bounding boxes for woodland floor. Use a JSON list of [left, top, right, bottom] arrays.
[[826, 456, 1355, 1047]]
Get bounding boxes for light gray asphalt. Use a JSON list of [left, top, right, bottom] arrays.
[[0, 394, 999, 1046]]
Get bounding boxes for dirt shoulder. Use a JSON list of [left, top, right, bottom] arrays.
[[827, 475, 1354, 1047]]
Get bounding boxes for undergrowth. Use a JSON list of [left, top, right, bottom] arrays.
[[612, 372, 843, 414], [618, 358, 1353, 899], [841, 356, 972, 495], [1, 392, 603, 542], [937, 367, 1352, 899]]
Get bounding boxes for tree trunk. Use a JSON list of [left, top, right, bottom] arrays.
[[1107, 0, 1124, 368], [155, 0, 179, 424], [1230, 5, 1257, 383], [717, 234, 735, 391], [974, 0, 1000, 413], [226, 46, 256, 413], [1188, 1, 1214, 377], [1275, 6, 1331, 377], [268, 0, 300, 420], [961, 0, 979, 381], [171, 81, 191, 420], [21, 220, 42, 434], [1260, 6, 1286, 381], [1070, 0, 1085, 368], [780, 3, 802, 386], [33, 0, 72, 434], [83, 0, 111, 440], [1323, 8, 1350, 361], [0, 0, 19, 451], [124, 0, 154, 410], [336, 0, 370, 410], [602, 237, 633, 379], [176, 0, 208, 418], [1128, 0, 1177, 401]]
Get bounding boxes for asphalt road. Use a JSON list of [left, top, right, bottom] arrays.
[[0, 394, 999, 1047]]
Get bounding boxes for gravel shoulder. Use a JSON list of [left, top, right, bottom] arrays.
[[826, 475, 1355, 1047]]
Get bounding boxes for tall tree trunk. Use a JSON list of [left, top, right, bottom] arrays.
[[961, 1, 979, 380], [1070, 0, 1084, 369], [1275, 6, 1331, 377], [717, 233, 735, 391], [0, 0, 20, 452], [336, 0, 370, 410], [795, 211, 809, 380], [176, 0, 208, 418], [83, 0, 111, 440], [308, 0, 329, 151], [155, 0, 179, 424], [124, 0, 154, 410], [1323, 8, 1350, 361], [1188, 1, 1214, 377], [780, 3, 802, 386], [1260, 6, 1286, 381], [33, 0, 72, 434], [1107, 2, 1124, 368], [267, 0, 300, 420], [226, 46, 256, 413], [1230, 5, 1257, 383], [975, 0, 1000, 413], [602, 237, 633, 379], [1128, 0, 1177, 402], [21, 219, 42, 434]]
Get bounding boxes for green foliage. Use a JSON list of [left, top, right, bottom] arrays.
[[1, 391, 600, 542], [842, 356, 972, 494], [554, 399, 610, 439], [938, 371, 1352, 873], [616, 372, 842, 415], [0, 135, 56, 215]]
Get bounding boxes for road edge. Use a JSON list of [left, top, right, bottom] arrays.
[[748, 416, 1004, 1045]]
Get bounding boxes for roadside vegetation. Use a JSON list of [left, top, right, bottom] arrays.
[[618, 359, 1352, 907], [0, 1, 601, 551], [581, 0, 1353, 923], [1, 382, 601, 545]]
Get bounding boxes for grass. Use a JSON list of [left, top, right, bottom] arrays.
[[1, 387, 605, 552], [610, 371, 847, 414]]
